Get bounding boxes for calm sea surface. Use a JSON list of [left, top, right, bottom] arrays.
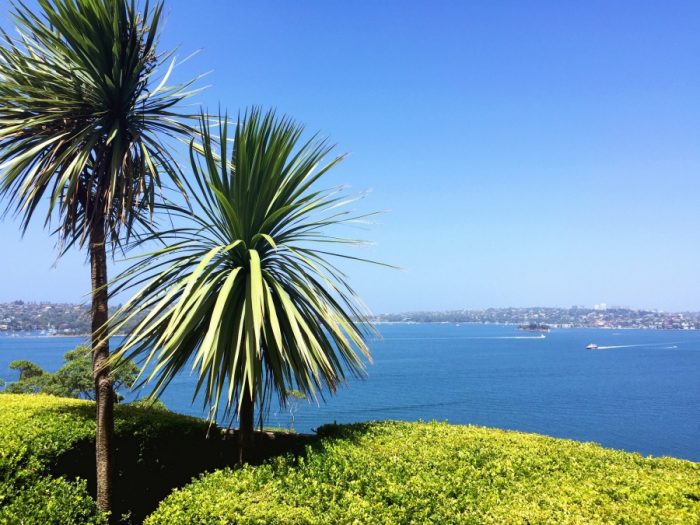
[[1, 324, 698, 461]]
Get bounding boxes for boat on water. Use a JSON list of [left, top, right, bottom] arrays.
[[518, 322, 551, 333], [586, 343, 599, 350]]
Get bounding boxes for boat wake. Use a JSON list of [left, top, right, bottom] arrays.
[[490, 335, 546, 340], [596, 342, 680, 350]]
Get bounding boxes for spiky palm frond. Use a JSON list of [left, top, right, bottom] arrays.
[[110, 108, 385, 421], [0, 0, 199, 249]]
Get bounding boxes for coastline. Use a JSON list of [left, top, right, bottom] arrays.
[[370, 321, 697, 331], [1, 323, 698, 337]]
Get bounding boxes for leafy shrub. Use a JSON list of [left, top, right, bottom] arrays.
[[0, 394, 101, 523], [147, 421, 700, 525], [0, 477, 105, 525], [0, 394, 94, 492], [129, 397, 168, 411], [0, 394, 226, 524], [4, 345, 138, 401]]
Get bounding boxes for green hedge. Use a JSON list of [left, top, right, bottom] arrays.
[[0, 477, 104, 525], [147, 421, 700, 525], [4, 395, 699, 524], [0, 394, 101, 524], [0, 393, 217, 524]]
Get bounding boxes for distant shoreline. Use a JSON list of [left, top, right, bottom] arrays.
[[4, 326, 694, 334], [370, 321, 697, 331], [4, 323, 698, 338], [3, 303, 698, 332]]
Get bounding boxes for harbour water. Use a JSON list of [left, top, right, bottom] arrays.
[[1, 323, 698, 461]]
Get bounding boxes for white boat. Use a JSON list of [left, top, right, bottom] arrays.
[[586, 343, 599, 350]]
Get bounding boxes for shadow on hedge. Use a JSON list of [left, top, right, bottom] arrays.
[[49, 405, 317, 524]]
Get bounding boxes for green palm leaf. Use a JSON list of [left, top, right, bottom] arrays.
[[110, 109, 387, 429], [0, 0, 200, 248]]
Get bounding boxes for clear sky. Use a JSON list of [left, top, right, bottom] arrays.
[[0, 1, 699, 313]]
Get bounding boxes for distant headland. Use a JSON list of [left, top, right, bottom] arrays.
[[369, 306, 700, 330], [0, 301, 139, 335], [1, 301, 699, 334]]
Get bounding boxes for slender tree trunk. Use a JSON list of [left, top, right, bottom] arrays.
[[238, 387, 255, 464], [90, 218, 114, 516]]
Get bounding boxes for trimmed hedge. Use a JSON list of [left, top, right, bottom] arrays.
[[147, 421, 700, 525], [3, 395, 699, 524], [0, 393, 219, 524], [0, 477, 104, 525], [0, 394, 102, 524]]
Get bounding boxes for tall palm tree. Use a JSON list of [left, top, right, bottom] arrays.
[[0, 0, 197, 513], [110, 109, 384, 462]]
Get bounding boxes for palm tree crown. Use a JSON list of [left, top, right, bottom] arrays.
[[111, 109, 381, 423], [0, 0, 196, 247]]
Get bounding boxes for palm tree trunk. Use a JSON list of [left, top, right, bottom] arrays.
[[90, 218, 114, 515], [238, 387, 255, 464]]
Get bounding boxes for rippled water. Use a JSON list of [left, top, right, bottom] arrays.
[[1, 323, 698, 461]]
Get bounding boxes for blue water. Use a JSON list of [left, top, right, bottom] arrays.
[[1, 324, 698, 461]]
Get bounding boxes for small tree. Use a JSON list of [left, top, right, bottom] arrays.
[[110, 109, 385, 462], [4, 346, 138, 401], [285, 389, 306, 432], [48, 346, 139, 401], [6, 361, 49, 393], [9, 360, 45, 381]]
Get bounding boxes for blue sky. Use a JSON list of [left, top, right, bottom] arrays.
[[1, 1, 699, 312]]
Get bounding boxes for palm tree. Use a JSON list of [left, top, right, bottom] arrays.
[[0, 0, 197, 513], [110, 109, 384, 462]]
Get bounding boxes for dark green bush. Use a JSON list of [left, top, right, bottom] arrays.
[[0, 394, 102, 523], [147, 421, 700, 525], [0, 477, 105, 525], [0, 394, 230, 524]]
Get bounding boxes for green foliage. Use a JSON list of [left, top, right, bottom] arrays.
[[4, 366, 49, 394], [4, 345, 138, 401], [129, 397, 168, 411], [110, 109, 386, 423], [0, 394, 100, 523], [0, 0, 198, 249], [44, 346, 97, 398], [0, 477, 106, 525], [146, 421, 700, 525], [5, 360, 51, 394], [0, 393, 215, 523], [9, 359, 45, 380]]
